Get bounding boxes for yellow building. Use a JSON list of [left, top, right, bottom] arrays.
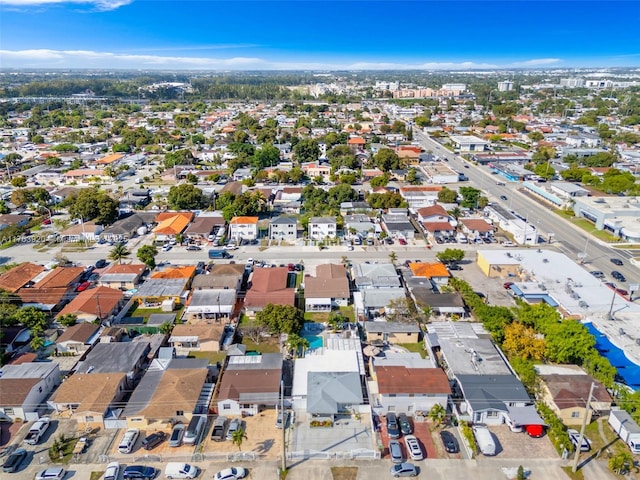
[[476, 250, 521, 278]]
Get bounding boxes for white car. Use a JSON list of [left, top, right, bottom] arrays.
[[35, 467, 66, 480], [214, 467, 247, 480], [104, 462, 120, 480], [567, 429, 591, 452], [161, 244, 172, 252], [404, 435, 424, 460], [224, 243, 237, 250]]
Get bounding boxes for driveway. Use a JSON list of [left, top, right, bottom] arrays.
[[291, 412, 375, 455], [485, 425, 558, 458]]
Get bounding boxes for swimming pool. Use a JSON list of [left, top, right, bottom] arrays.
[[304, 335, 323, 350]]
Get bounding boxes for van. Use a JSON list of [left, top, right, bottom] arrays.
[[164, 462, 198, 479], [117, 428, 139, 454], [473, 426, 496, 456], [183, 416, 206, 445]]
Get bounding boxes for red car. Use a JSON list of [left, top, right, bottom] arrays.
[[75, 281, 90, 292], [287, 263, 295, 271], [398, 238, 407, 245], [42, 218, 52, 225], [503, 282, 514, 289]]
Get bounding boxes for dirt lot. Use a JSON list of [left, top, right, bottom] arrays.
[[450, 260, 516, 308]]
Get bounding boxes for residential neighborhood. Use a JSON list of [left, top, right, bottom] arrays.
[[0, 69, 639, 480]]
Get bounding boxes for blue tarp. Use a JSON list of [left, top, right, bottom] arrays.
[[585, 322, 640, 391]]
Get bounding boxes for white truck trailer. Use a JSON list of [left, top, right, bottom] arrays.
[[608, 408, 640, 454]]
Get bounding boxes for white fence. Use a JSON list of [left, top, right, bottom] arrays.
[[287, 449, 380, 460]]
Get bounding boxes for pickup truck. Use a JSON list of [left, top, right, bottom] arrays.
[[24, 417, 50, 445]]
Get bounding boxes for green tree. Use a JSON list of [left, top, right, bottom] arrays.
[[406, 168, 420, 185], [545, 320, 595, 364], [137, 245, 158, 269], [389, 251, 398, 265], [231, 427, 248, 451], [369, 174, 389, 188], [286, 333, 310, 358], [437, 187, 458, 204], [428, 404, 446, 428], [609, 451, 634, 474], [65, 189, 118, 225], [293, 138, 319, 163], [0, 200, 10, 214], [528, 131, 544, 142], [109, 243, 130, 265], [372, 148, 401, 171], [255, 304, 304, 335], [458, 187, 482, 208], [328, 312, 348, 330], [58, 314, 77, 327], [436, 248, 465, 263], [13, 306, 49, 331], [185, 173, 198, 184], [159, 321, 174, 335], [252, 144, 281, 170], [10, 176, 27, 187], [167, 184, 206, 210]]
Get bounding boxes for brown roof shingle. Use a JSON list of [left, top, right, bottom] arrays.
[[56, 323, 100, 345], [375, 366, 451, 395], [51, 373, 126, 413], [0, 378, 41, 406], [0, 263, 45, 293], [137, 368, 208, 418], [35, 267, 84, 289]]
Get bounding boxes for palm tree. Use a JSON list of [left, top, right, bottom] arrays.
[[388, 251, 398, 265], [108, 244, 130, 265], [231, 427, 248, 451], [449, 207, 462, 221], [286, 333, 310, 358]]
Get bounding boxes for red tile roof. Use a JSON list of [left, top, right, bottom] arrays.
[[376, 366, 451, 395]]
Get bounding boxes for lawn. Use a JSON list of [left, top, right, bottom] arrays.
[[187, 351, 227, 364], [242, 336, 281, 354], [125, 304, 184, 321], [397, 342, 428, 358], [561, 466, 585, 480], [49, 435, 79, 464], [90, 473, 105, 480], [304, 307, 355, 323], [554, 210, 621, 243], [331, 467, 358, 480], [584, 419, 628, 456]]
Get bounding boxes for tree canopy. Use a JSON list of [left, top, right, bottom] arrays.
[[64, 188, 118, 225], [255, 303, 304, 335], [167, 184, 207, 210]]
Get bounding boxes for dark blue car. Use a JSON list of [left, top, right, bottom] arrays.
[[123, 465, 156, 480]]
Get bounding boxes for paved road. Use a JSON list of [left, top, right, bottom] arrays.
[[413, 130, 639, 290]]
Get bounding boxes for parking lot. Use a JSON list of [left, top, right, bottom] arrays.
[[486, 425, 558, 458], [291, 412, 375, 454], [449, 257, 516, 308], [379, 417, 464, 461]]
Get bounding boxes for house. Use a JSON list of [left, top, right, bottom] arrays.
[[0, 362, 61, 421], [460, 218, 494, 239], [408, 262, 451, 286], [133, 278, 189, 307], [364, 322, 421, 344], [58, 221, 103, 242], [352, 263, 401, 290], [57, 286, 125, 323], [0, 214, 31, 230], [347, 136, 366, 152], [304, 264, 350, 312], [416, 205, 450, 224], [399, 186, 441, 208], [184, 215, 225, 242], [372, 365, 451, 415], [232, 167, 253, 182], [184, 289, 237, 323], [269, 216, 299, 241], [536, 365, 612, 426], [229, 216, 259, 241], [99, 263, 146, 290], [75, 341, 150, 382], [192, 264, 246, 292], [55, 323, 100, 355], [151, 265, 196, 285], [344, 214, 376, 236], [118, 190, 151, 213], [0, 262, 45, 293], [244, 267, 295, 316], [380, 212, 416, 239], [49, 372, 128, 430], [153, 212, 194, 243], [291, 349, 365, 412], [449, 135, 489, 152], [216, 353, 283, 416], [307, 372, 364, 417], [308, 216, 337, 240], [100, 212, 156, 243], [35, 266, 84, 290], [169, 324, 227, 352], [124, 358, 211, 429]]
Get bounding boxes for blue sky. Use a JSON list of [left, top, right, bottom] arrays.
[[1, 1, 640, 69]]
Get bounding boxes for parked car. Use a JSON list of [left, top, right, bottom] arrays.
[[398, 238, 407, 245], [611, 271, 626, 282], [186, 245, 201, 251], [2, 447, 27, 473], [95, 259, 108, 269], [500, 195, 508, 201], [590, 271, 605, 279], [104, 462, 120, 480], [122, 465, 156, 479], [389, 463, 417, 477], [214, 467, 247, 480], [440, 431, 459, 454], [169, 423, 185, 447], [404, 435, 424, 460], [397, 413, 412, 435], [388, 440, 403, 464], [226, 418, 244, 441], [35, 467, 66, 480], [211, 416, 228, 442], [75, 281, 91, 292], [161, 244, 172, 252], [386, 413, 401, 439], [610, 258, 624, 266], [141, 431, 166, 450], [567, 429, 591, 452]]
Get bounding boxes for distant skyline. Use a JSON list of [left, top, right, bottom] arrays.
[[1, 1, 640, 70]]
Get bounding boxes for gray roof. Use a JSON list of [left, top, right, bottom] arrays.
[[134, 278, 188, 298], [75, 341, 150, 374], [270, 216, 298, 225], [101, 212, 156, 236], [147, 313, 176, 326], [306, 371, 363, 415], [189, 289, 236, 307], [456, 374, 531, 412], [226, 353, 283, 371], [0, 362, 58, 379], [352, 263, 400, 289], [100, 272, 141, 283], [364, 321, 421, 334], [361, 288, 406, 309], [309, 216, 336, 224], [192, 273, 241, 290], [123, 357, 208, 416], [439, 337, 511, 376]]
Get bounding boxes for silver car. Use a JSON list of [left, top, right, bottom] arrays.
[[389, 463, 417, 477], [389, 440, 403, 464]]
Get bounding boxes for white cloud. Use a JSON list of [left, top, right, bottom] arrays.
[[0, 49, 564, 70], [0, 0, 132, 11]]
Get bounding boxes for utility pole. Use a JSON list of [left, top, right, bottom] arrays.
[[280, 379, 287, 473], [572, 382, 596, 473]]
